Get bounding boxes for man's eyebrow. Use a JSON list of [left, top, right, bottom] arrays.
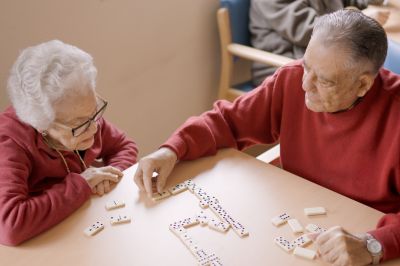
[[318, 74, 336, 83]]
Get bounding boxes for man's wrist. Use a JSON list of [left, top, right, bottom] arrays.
[[365, 233, 383, 264]]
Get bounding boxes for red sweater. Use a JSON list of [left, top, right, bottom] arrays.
[[0, 107, 138, 246], [163, 61, 400, 261]]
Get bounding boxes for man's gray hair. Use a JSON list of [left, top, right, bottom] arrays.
[[7, 40, 97, 130], [313, 9, 387, 74]]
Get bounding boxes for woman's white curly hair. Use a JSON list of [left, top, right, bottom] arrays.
[[7, 40, 97, 130]]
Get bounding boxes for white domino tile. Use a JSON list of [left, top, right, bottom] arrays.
[[168, 182, 188, 194], [170, 217, 199, 229], [208, 219, 230, 233], [271, 212, 291, 226], [288, 219, 304, 233], [184, 179, 196, 192], [291, 235, 312, 247], [199, 199, 209, 209], [152, 190, 171, 201], [274, 236, 295, 253], [194, 249, 209, 260], [110, 214, 131, 225], [83, 221, 104, 236], [194, 211, 209, 226], [305, 223, 327, 233], [105, 199, 125, 210], [304, 207, 326, 216], [169, 226, 187, 237], [293, 247, 317, 260]]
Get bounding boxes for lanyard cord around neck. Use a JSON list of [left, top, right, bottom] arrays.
[[42, 136, 87, 174]]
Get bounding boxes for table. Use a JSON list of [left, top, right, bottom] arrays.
[[367, 0, 400, 43], [0, 149, 399, 266]]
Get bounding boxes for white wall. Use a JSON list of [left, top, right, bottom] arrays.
[[0, 0, 221, 157]]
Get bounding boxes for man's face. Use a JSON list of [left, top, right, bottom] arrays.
[[302, 37, 368, 113]]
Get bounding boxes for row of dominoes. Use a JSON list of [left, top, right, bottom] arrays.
[[208, 200, 249, 237], [185, 179, 250, 238], [162, 179, 249, 237], [170, 211, 231, 233], [159, 179, 249, 265], [84, 199, 131, 236], [169, 221, 223, 265], [151, 178, 190, 201]]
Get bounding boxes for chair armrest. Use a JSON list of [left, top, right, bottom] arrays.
[[227, 44, 294, 67]]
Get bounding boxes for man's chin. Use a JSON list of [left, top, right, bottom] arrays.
[[305, 100, 323, 112]]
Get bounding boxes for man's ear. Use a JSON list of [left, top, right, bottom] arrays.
[[356, 73, 375, 97]]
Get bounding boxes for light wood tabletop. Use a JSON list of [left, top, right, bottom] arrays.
[[0, 148, 399, 266]]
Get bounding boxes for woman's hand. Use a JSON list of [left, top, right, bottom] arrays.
[[81, 166, 123, 196]]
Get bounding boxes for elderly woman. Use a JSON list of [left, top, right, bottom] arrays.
[[0, 40, 138, 246]]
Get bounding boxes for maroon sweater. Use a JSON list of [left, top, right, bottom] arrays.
[[0, 107, 138, 246], [163, 61, 400, 261]]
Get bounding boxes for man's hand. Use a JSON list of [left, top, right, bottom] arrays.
[[134, 147, 178, 197], [81, 166, 123, 196], [309, 226, 372, 266]]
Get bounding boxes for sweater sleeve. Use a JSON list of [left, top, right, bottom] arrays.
[[98, 118, 138, 171], [252, 0, 319, 47], [369, 212, 400, 261], [162, 73, 283, 160], [0, 137, 92, 246]]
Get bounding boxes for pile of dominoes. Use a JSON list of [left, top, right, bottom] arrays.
[[83, 199, 130, 236], [272, 207, 327, 260]]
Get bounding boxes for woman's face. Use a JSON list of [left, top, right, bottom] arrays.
[[46, 87, 100, 151]]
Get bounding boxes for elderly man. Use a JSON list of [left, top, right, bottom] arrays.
[[0, 40, 138, 246], [250, 0, 390, 86], [135, 10, 400, 265]]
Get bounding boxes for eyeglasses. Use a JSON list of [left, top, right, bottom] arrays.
[[54, 95, 108, 137]]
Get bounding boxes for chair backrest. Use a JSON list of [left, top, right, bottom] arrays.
[[217, 0, 292, 101], [220, 0, 251, 46], [384, 39, 400, 74]]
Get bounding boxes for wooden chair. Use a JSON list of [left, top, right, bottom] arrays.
[[217, 0, 293, 102]]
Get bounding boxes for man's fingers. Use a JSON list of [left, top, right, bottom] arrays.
[[318, 233, 339, 256], [133, 166, 145, 192], [315, 226, 341, 246], [142, 163, 155, 196], [156, 168, 170, 193], [92, 186, 97, 194], [320, 246, 340, 265], [306, 232, 320, 241]]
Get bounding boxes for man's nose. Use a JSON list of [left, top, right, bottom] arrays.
[[302, 71, 316, 92]]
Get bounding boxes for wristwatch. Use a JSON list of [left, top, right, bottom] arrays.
[[366, 233, 383, 265]]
